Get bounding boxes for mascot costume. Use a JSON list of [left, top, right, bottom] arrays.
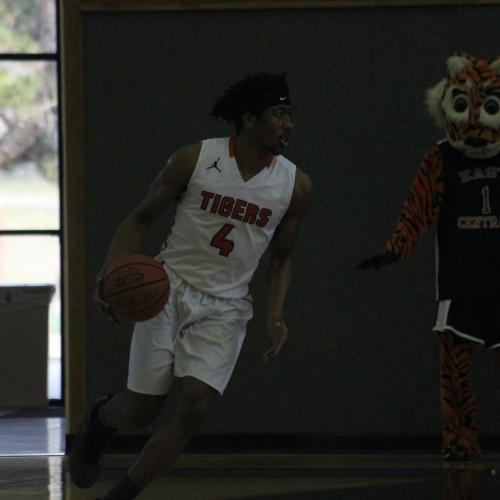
[[359, 53, 500, 460]]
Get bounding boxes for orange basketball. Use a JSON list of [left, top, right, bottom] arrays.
[[101, 254, 170, 323]]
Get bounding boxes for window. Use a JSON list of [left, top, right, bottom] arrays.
[[0, 0, 62, 402]]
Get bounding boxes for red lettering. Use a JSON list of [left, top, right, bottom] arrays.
[[243, 203, 259, 224], [200, 191, 214, 210], [218, 196, 235, 217], [210, 194, 222, 214], [202, 192, 272, 228], [231, 199, 247, 221], [256, 208, 272, 227], [211, 224, 235, 257]]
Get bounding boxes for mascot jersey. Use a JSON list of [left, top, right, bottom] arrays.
[[385, 140, 500, 300], [158, 137, 296, 299], [438, 141, 500, 299], [384, 53, 500, 300]]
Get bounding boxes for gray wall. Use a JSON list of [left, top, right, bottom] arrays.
[[82, 6, 500, 437]]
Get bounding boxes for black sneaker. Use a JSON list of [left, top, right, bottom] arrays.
[[69, 395, 116, 488]]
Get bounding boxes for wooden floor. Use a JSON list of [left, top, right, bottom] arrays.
[[2, 453, 500, 499], [1, 416, 500, 499]]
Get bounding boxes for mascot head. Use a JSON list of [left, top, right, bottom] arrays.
[[426, 53, 500, 159]]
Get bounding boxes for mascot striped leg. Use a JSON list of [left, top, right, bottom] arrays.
[[439, 331, 481, 459]]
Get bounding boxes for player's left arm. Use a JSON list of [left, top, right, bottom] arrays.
[[263, 168, 313, 363]]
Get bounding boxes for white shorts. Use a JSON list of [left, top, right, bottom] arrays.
[[127, 266, 253, 395]]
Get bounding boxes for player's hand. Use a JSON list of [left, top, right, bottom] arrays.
[[94, 274, 120, 324], [356, 252, 397, 270], [263, 314, 288, 363]]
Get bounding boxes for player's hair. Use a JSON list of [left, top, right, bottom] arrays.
[[211, 72, 290, 133]]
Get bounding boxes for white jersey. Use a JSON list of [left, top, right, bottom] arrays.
[[158, 137, 296, 299]]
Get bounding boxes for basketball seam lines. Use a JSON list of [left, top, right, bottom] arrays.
[[106, 262, 163, 275], [102, 277, 169, 300], [113, 289, 170, 316]]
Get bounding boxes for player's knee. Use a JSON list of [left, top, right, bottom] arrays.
[[124, 392, 165, 427], [128, 407, 158, 428], [173, 397, 211, 433]]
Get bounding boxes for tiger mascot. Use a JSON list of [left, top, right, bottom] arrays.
[[358, 53, 500, 460]]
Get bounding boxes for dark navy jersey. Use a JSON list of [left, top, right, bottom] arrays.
[[437, 141, 500, 299]]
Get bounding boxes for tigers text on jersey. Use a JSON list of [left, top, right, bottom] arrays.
[[158, 137, 296, 299], [436, 141, 500, 300]]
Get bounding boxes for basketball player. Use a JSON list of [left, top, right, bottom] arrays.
[[69, 72, 313, 499]]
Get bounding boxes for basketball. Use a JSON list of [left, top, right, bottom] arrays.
[[100, 254, 170, 323]]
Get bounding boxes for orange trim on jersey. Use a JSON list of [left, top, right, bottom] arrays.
[[228, 136, 276, 168], [229, 136, 237, 158], [268, 156, 277, 169]]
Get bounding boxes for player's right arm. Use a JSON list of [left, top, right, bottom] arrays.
[[357, 144, 444, 270], [95, 143, 200, 311]]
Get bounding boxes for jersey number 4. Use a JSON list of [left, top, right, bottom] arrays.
[[211, 224, 235, 257]]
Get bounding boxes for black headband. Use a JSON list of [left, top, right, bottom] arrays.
[[241, 91, 291, 115], [211, 72, 291, 123]]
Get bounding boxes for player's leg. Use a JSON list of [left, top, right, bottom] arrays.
[[96, 377, 217, 500], [122, 288, 251, 491], [70, 295, 178, 489], [128, 376, 217, 488], [98, 390, 165, 431], [125, 289, 251, 497], [69, 390, 165, 488], [439, 330, 480, 460], [97, 278, 252, 498]]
